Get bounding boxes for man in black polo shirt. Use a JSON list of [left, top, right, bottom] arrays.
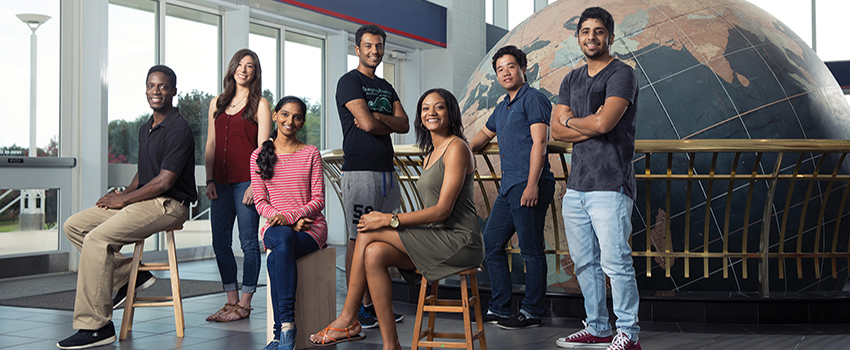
[[58, 65, 196, 350]]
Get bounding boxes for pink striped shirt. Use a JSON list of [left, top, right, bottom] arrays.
[[250, 145, 327, 248]]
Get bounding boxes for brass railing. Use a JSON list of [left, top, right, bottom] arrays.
[[322, 139, 850, 297]]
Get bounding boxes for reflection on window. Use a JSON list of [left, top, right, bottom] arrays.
[[1, 0, 60, 157], [108, 0, 156, 164], [249, 23, 279, 105], [286, 32, 324, 148], [166, 3, 220, 165], [0, 188, 59, 256]]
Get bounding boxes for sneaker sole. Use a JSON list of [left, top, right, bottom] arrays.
[[56, 335, 117, 349], [361, 322, 379, 329], [395, 314, 404, 323], [555, 339, 610, 348], [496, 323, 541, 330], [112, 276, 158, 309]]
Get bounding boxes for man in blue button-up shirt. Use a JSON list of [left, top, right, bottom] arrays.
[[470, 45, 555, 330]]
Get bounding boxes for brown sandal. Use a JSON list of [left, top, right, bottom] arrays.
[[215, 303, 252, 322], [206, 303, 236, 321]]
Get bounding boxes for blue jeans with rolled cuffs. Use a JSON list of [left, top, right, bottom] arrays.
[[210, 180, 261, 293], [562, 187, 640, 341], [263, 226, 319, 338], [483, 179, 554, 319]]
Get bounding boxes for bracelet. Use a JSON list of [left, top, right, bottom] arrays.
[[565, 117, 574, 128], [205, 179, 215, 185]]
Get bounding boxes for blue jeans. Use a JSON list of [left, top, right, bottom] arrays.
[[264, 226, 320, 338], [211, 181, 261, 293], [562, 188, 640, 341], [484, 180, 554, 319]]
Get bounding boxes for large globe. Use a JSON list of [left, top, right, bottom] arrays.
[[459, 0, 850, 293]]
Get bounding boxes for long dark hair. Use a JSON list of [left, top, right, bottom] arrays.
[[215, 49, 262, 123], [415, 88, 466, 155], [256, 96, 307, 180]]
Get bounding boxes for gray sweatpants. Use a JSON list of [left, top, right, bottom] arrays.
[[341, 170, 401, 240]]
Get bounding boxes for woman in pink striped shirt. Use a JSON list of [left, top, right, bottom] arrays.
[[250, 96, 327, 350]]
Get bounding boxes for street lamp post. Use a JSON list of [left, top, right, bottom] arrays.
[[17, 13, 51, 158], [16, 13, 50, 232]]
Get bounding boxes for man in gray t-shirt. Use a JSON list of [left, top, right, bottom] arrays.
[[551, 7, 641, 350]]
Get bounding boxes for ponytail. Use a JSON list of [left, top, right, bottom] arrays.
[[256, 132, 277, 180]]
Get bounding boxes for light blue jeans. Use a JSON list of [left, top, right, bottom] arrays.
[[562, 188, 640, 341]]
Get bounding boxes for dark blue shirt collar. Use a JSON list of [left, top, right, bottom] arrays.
[[502, 83, 530, 106]]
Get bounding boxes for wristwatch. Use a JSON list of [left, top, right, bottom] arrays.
[[390, 212, 400, 228]]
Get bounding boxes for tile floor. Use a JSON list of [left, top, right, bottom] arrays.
[[1, 246, 848, 350]]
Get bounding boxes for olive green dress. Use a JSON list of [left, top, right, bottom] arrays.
[[398, 140, 484, 283]]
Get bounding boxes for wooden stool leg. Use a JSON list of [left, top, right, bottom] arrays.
[[470, 274, 486, 350], [460, 275, 473, 350], [411, 276, 429, 350], [165, 230, 184, 337], [426, 279, 440, 350], [119, 240, 145, 340]]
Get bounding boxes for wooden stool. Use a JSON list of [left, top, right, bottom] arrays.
[[119, 226, 184, 339], [411, 267, 487, 350]]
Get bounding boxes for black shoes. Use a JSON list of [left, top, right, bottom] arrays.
[[112, 271, 157, 309], [56, 321, 117, 349], [478, 312, 508, 324], [364, 304, 404, 323], [358, 304, 404, 329], [497, 312, 542, 329]]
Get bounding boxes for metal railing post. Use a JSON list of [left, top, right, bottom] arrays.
[[759, 153, 784, 297]]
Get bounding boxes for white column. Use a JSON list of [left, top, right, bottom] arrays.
[[324, 29, 348, 246], [534, 0, 548, 13], [493, 0, 508, 29], [61, 0, 109, 268], [423, 0, 487, 97], [222, 5, 250, 77], [29, 31, 38, 157]]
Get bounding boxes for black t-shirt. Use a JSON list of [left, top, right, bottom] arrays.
[[137, 108, 198, 204], [557, 59, 638, 200], [336, 69, 400, 172]]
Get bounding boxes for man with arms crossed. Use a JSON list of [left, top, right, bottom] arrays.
[[337, 24, 409, 328], [551, 7, 641, 350], [58, 65, 196, 349], [471, 45, 555, 330]]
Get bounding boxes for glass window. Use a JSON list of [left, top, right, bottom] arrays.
[[508, 0, 533, 30], [0, 188, 59, 256], [166, 3, 219, 165], [249, 23, 280, 104], [285, 32, 324, 148], [815, 0, 850, 61], [108, 0, 156, 164], [1, 0, 60, 157]]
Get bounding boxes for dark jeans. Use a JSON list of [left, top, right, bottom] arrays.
[[483, 179, 554, 319], [264, 226, 320, 337], [210, 181, 261, 293]]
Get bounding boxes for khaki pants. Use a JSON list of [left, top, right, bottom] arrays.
[[63, 196, 188, 330]]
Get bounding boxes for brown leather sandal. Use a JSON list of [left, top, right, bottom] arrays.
[[206, 303, 236, 321], [215, 303, 252, 322]]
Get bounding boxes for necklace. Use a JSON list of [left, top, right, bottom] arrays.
[[277, 142, 303, 166], [230, 94, 248, 108]]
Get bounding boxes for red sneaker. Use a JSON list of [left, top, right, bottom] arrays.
[[607, 331, 641, 350], [556, 322, 612, 348]]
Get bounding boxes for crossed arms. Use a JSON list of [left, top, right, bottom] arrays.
[[346, 98, 409, 135]]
